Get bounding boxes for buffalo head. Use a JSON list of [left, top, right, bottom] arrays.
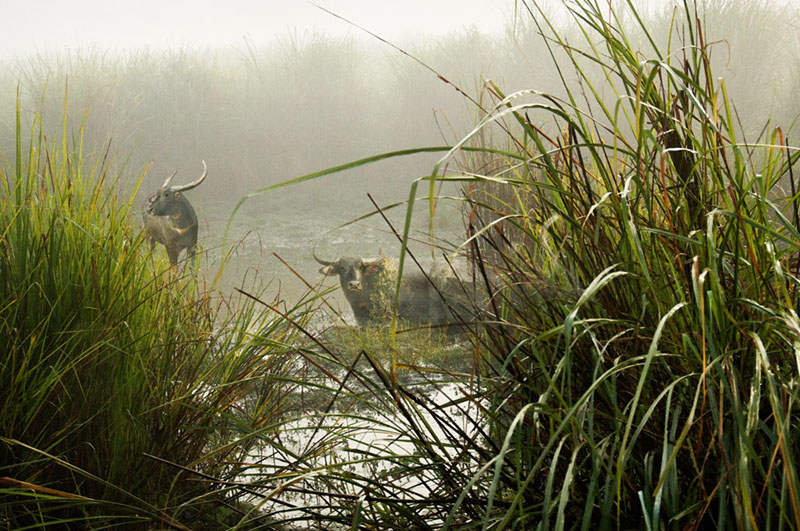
[[314, 247, 395, 326]]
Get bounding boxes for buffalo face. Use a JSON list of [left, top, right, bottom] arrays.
[[319, 256, 385, 293], [145, 189, 186, 217], [318, 256, 393, 326]]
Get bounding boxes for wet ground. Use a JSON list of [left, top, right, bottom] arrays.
[[242, 375, 485, 525], [175, 192, 482, 525]]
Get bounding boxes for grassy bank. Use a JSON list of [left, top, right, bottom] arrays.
[[0, 102, 311, 528]]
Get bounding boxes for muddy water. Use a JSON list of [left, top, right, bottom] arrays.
[[190, 194, 468, 324], [243, 378, 484, 523]]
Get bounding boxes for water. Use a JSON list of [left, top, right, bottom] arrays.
[[239, 377, 485, 524], [186, 191, 469, 324], [149, 178, 485, 524]]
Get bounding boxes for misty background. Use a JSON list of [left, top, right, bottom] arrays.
[[2, 0, 799, 313]]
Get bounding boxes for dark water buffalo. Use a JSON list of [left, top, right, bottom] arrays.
[[315, 248, 481, 328], [314, 249, 433, 327], [427, 256, 481, 326], [143, 161, 207, 265]]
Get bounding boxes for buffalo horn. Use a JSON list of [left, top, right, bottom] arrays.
[[169, 160, 208, 193], [312, 244, 335, 266], [161, 170, 178, 189]]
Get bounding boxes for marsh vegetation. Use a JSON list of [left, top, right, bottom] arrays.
[[4, 0, 800, 528]]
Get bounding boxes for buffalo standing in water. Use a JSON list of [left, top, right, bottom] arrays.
[[314, 248, 480, 328], [314, 249, 432, 327], [143, 161, 208, 266]]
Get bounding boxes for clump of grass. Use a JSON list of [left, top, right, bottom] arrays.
[[235, 0, 800, 528], [425, 0, 800, 528], [0, 100, 309, 528], [319, 323, 472, 374]]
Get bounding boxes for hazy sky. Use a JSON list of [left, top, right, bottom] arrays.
[[1, 1, 512, 58]]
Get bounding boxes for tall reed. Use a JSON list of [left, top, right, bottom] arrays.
[[431, 0, 800, 527], [239, 0, 800, 528], [0, 98, 308, 528]]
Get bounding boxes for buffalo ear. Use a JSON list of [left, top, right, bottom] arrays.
[[320, 265, 336, 276]]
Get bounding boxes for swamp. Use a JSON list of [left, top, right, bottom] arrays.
[[3, 0, 800, 528]]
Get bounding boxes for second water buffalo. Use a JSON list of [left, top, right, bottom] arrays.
[[315, 249, 479, 328], [314, 250, 434, 327]]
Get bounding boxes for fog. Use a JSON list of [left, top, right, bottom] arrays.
[[0, 1, 510, 58], [2, 0, 799, 308]]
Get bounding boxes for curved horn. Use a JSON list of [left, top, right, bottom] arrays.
[[312, 243, 336, 266], [161, 170, 178, 189], [169, 160, 208, 192]]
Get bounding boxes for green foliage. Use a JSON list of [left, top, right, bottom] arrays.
[[419, 0, 800, 528], [5, 0, 800, 529], [0, 100, 306, 528], [319, 322, 471, 373], [234, 0, 800, 529]]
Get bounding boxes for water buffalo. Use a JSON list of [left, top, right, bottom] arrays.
[[143, 161, 207, 266], [427, 256, 481, 326], [314, 248, 485, 328], [314, 249, 433, 327]]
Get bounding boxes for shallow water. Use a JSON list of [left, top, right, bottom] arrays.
[[164, 183, 482, 524], [240, 377, 485, 524], [182, 194, 469, 324]]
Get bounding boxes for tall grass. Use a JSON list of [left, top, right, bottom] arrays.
[[224, 0, 800, 529], [426, 0, 800, 527], [0, 99, 309, 528], [5, 0, 800, 529]]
